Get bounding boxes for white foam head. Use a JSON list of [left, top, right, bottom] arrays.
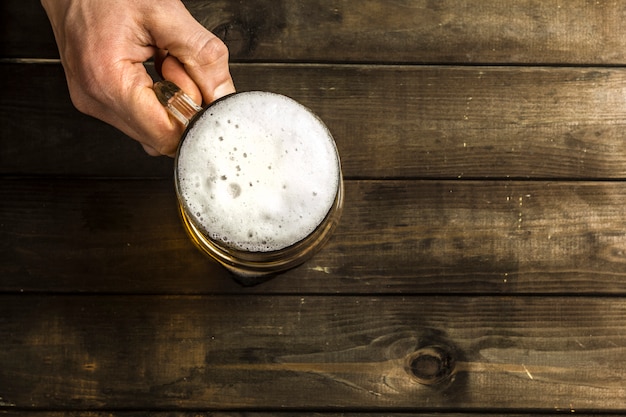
[[176, 91, 341, 252]]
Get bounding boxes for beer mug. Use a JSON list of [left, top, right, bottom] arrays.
[[153, 81, 343, 280]]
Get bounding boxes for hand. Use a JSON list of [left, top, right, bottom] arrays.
[[41, 0, 236, 156]]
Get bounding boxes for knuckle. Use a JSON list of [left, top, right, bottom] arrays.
[[67, 81, 96, 114], [188, 33, 230, 68], [62, 57, 109, 116]]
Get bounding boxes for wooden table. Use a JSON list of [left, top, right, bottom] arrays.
[[2, 0, 626, 415]]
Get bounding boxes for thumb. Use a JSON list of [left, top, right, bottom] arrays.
[[148, 2, 236, 103]]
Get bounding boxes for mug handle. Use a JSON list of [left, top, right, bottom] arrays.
[[153, 80, 202, 127]]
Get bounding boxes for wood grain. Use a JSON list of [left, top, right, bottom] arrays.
[[0, 295, 624, 411], [3, 410, 623, 417], [3, 414, 614, 417], [3, 0, 626, 415], [8, 414, 607, 417], [5, 0, 626, 65], [0, 0, 57, 59], [0, 415, 620, 417], [0, 62, 174, 178], [4, 62, 626, 179], [3, 178, 626, 295], [184, 0, 626, 64]]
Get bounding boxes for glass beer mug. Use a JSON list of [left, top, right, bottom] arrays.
[[153, 81, 343, 280]]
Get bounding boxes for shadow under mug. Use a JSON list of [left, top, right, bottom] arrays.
[[153, 81, 344, 282]]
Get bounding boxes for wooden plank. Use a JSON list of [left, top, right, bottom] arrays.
[[7, 413, 586, 417], [0, 412, 589, 417], [4, 62, 626, 179], [0, 0, 58, 59], [0, 62, 174, 178], [3, 178, 626, 294], [186, 0, 626, 65], [9, 411, 610, 417], [5, 0, 626, 65], [0, 295, 624, 411], [0, 412, 618, 417]]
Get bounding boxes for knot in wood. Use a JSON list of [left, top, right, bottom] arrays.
[[405, 345, 456, 386]]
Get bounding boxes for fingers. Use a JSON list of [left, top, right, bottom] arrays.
[[148, 2, 236, 104], [42, 0, 235, 157], [160, 55, 203, 106], [89, 66, 185, 157], [116, 6, 236, 156]]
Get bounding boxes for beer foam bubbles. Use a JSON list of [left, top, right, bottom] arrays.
[[176, 91, 341, 252]]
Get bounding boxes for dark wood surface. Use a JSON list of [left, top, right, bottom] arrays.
[[4, 178, 626, 295], [6, 0, 626, 65], [2, 0, 626, 415], [1, 295, 626, 410], [5, 62, 626, 179]]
